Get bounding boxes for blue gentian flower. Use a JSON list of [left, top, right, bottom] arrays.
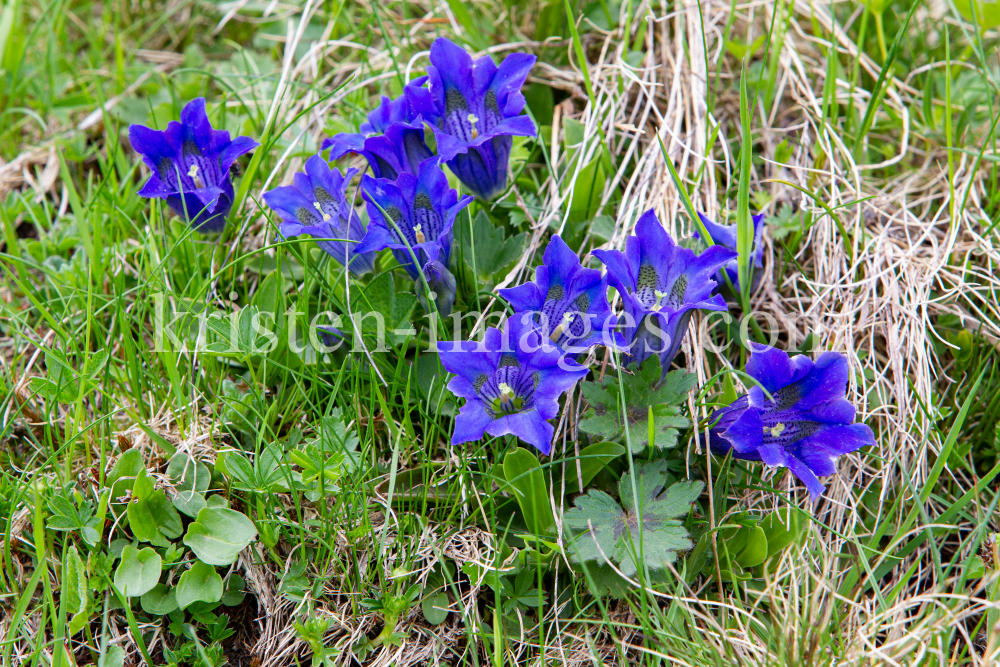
[[322, 93, 434, 180], [324, 120, 434, 181], [706, 344, 876, 500], [593, 209, 738, 375], [405, 37, 537, 200], [498, 235, 621, 355], [438, 313, 589, 455], [320, 93, 413, 160], [356, 159, 473, 315], [129, 98, 258, 233], [262, 155, 376, 276], [694, 211, 765, 295]]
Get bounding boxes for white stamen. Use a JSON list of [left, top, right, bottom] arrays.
[[765, 422, 786, 438], [498, 382, 513, 397], [468, 113, 479, 139], [414, 223, 426, 244], [550, 311, 575, 342], [187, 164, 204, 189], [313, 202, 331, 221]]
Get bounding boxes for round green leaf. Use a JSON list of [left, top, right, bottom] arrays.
[[140, 583, 178, 615], [172, 490, 207, 518], [176, 560, 224, 609], [221, 573, 247, 607], [206, 495, 229, 509], [98, 644, 125, 667], [183, 507, 257, 566], [167, 453, 211, 494], [967, 555, 987, 579], [421, 592, 450, 625], [113, 545, 161, 597]]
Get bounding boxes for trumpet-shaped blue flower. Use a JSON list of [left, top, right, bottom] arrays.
[[438, 314, 589, 454], [322, 93, 434, 180], [324, 121, 434, 181], [262, 155, 376, 276], [406, 37, 537, 200], [593, 210, 738, 375], [694, 211, 765, 295], [356, 159, 472, 315], [706, 344, 875, 500], [129, 98, 258, 233], [499, 235, 620, 354]]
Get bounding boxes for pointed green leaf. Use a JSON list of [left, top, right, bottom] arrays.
[[502, 448, 555, 536]]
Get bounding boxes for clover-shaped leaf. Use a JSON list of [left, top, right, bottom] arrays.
[[578, 357, 696, 452], [564, 459, 702, 576]]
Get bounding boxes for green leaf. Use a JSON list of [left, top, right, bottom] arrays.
[[206, 495, 229, 509], [166, 452, 211, 494], [216, 450, 255, 489], [99, 645, 125, 667], [140, 583, 178, 616], [114, 545, 162, 597], [568, 154, 606, 223], [734, 526, 768, 569], [421, 592, 450, 625], [559, 442, 625, 494], [176, 560, 224, 609], [183, 507, 258, 566], [127, 468, 182, 546], [445, 0, 487, 50], [760, 510, 804, 557], [578, 357, 696, 452], [221, 574, 247, 606], [105, 449, 144, 502], [83, 349, 109, 379], [63, 544, 90, 633], [523, 82, 554, 126], [46, 493, 100, 545], [252, 269, 285, 322], [172, 491, 207, 518], [956, 0, 1000, 28], [967, 555, 987, 579], [455, 210, 527, 279], [564, 460, 702, 576], [502, 448, 555, 536]]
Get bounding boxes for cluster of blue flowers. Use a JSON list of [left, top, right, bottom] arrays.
[[128, 39, 873, 500], [130, 37, 537, 316]]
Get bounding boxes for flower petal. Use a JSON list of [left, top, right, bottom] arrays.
[[452, 400, 495, 445], [719, 405, 764, 455], [489, 411, 554, 455], [745, 344, 814, 394]]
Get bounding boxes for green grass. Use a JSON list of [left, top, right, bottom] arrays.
[[2, 0, 1000, 665]]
